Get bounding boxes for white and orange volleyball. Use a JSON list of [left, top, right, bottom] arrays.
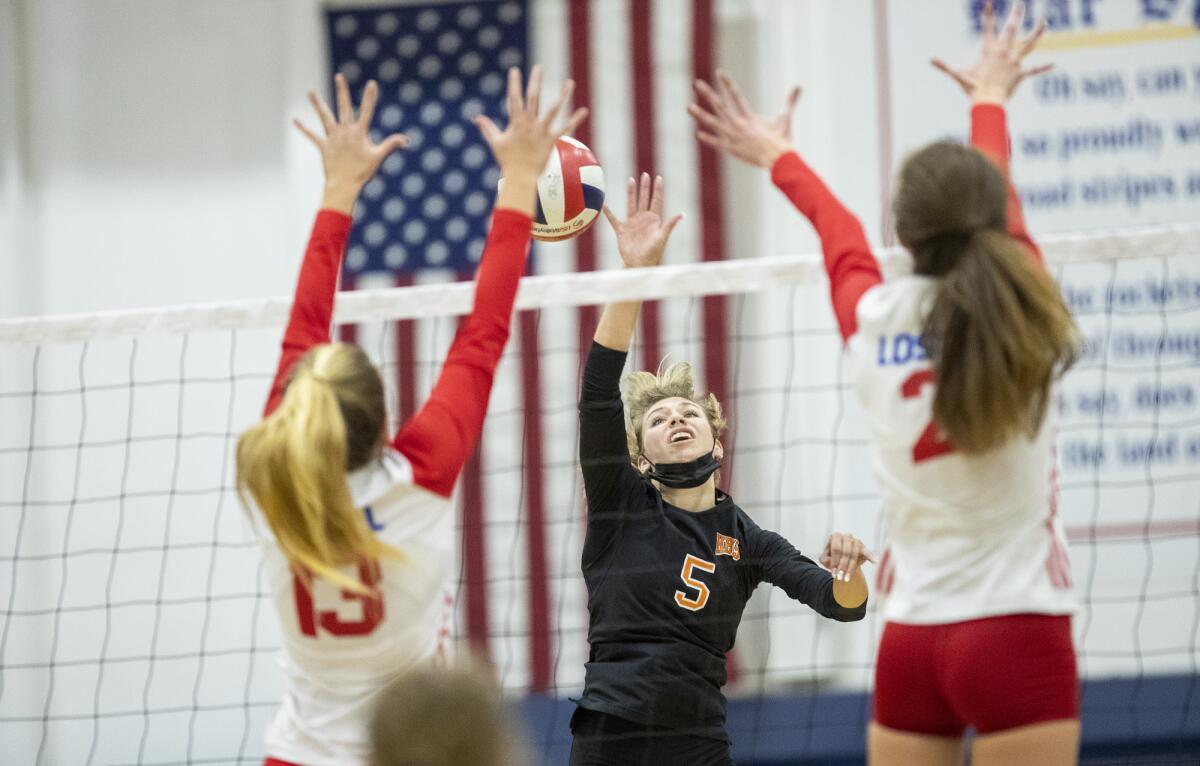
[[530, 136, 605, 242]]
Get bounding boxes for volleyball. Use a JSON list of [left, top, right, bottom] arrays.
[[531, 136, 605, 242]]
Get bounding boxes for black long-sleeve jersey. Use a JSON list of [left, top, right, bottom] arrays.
[[575, 342, 867, 741]]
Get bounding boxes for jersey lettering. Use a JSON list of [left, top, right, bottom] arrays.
[[876, 332, 929, 366], [714, 533, 741, 560], [674, 554, 717, 612], [901, 369, 956, 463], [293, 559, 385, 637]]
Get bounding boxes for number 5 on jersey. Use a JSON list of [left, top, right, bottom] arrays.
[[674, 554, 716, 612]]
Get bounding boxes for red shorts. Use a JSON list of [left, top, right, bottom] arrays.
[[264, 759, 302, 766], [873, 613, 1079, 736]]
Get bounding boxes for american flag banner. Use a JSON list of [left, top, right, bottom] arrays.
[[323, 0, 731, 697]]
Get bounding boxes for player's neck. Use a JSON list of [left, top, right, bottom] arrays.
[[658, 479, 718, 513]]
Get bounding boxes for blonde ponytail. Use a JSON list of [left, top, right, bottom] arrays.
[[237, 343, 398, 593]]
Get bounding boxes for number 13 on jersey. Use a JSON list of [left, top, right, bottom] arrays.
[[674, 554, 717, 611], [293, 560, 385, 637]]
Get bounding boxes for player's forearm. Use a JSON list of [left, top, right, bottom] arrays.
[[970, 104, 1042, 263], [771, 152, 881, 339], [264, 210, 351, 415], [459, 209, 532, 346], [833, 568, 869, 609], [320, 181, 362, 216], [593, 301, 641, 352], [494, 175, 539, 219]]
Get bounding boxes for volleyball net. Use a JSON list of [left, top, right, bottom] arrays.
[[1, 224, 1198, 764]]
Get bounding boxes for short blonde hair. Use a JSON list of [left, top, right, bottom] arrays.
[[622, 361, 726, 463]]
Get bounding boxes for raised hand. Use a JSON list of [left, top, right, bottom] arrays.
[[475, 66, 588, 190], [294, 73, 409, 213], [931, 0, 1052, 105], [602, 173, 684, 270], [688, 70, 801, 169], [819, 532, 875, 583]]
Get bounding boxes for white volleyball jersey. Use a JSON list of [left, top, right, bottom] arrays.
[[847, 276, 1076, 625], [254, 447, 454, 766], [250, 206, 533, 765]]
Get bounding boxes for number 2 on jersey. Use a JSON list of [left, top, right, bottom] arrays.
[[293, 559, 384, 637], [674, 554, 716, 612], [901, 369, 955, 463]]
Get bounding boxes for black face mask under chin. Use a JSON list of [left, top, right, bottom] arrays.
[[644, 449, 721, 489]]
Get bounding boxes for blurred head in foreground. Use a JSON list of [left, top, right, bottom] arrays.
[[370, 659, 527, 766]]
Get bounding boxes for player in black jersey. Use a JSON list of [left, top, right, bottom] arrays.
[[569, 173, 873, 766]]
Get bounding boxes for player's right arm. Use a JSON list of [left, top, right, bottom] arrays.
[[744, 520, 871, 621], [932, 0, 1051, 264], [580, 174, 683, 563], [688, 71, 881, 341], [394, 67, 587, 498], [264, 74, 409, 417]]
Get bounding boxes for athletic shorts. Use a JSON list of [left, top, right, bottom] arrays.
[[569, 707, 734, 766], [263, 758, 301, 766], [873, 613, 1079, 736]]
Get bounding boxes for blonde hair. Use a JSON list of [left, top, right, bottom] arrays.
[[622, 361, 726, 462], [236, 343, 399, 593]]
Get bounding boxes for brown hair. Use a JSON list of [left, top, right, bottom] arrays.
[[236, 342, 399, 592], [369, 660, 524, 766], [893, 141, 1078, 454], [622, 361, 726, 463]]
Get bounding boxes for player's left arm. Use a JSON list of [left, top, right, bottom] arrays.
[[592, 172, 684, 351], [688, 71, 882, 341], [746, 521, 870, 619], [264, 74, 409, 417], [394, 67, 587, 497], [933, 0, 1051, 264]]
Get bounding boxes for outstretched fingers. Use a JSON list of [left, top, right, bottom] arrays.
[[556, 106, 588, 138], [307, 90, 336, 134], [377, 133, 410, 155], [687, 102, 725, 135], [649, 174, 665, 217], [505, 66, 523, 119], [1022, 63, 1054, 80], [1017, 17, 1047, 58], [293, 118, 323, 149], [930, 58, 974, 93], [659, 212, 684, 242], [693, 78, 733, 121], [999, 0, 1025, 45], [473, 114, 502, 144], [357, 80, 381, 128], [716, 70, 752, 117], [524, 64, 543, 118], [775, 85, 801, 136], [602, 204, 621, 232], [334, 73, 353, 123], [980, 0, 997, 39]]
